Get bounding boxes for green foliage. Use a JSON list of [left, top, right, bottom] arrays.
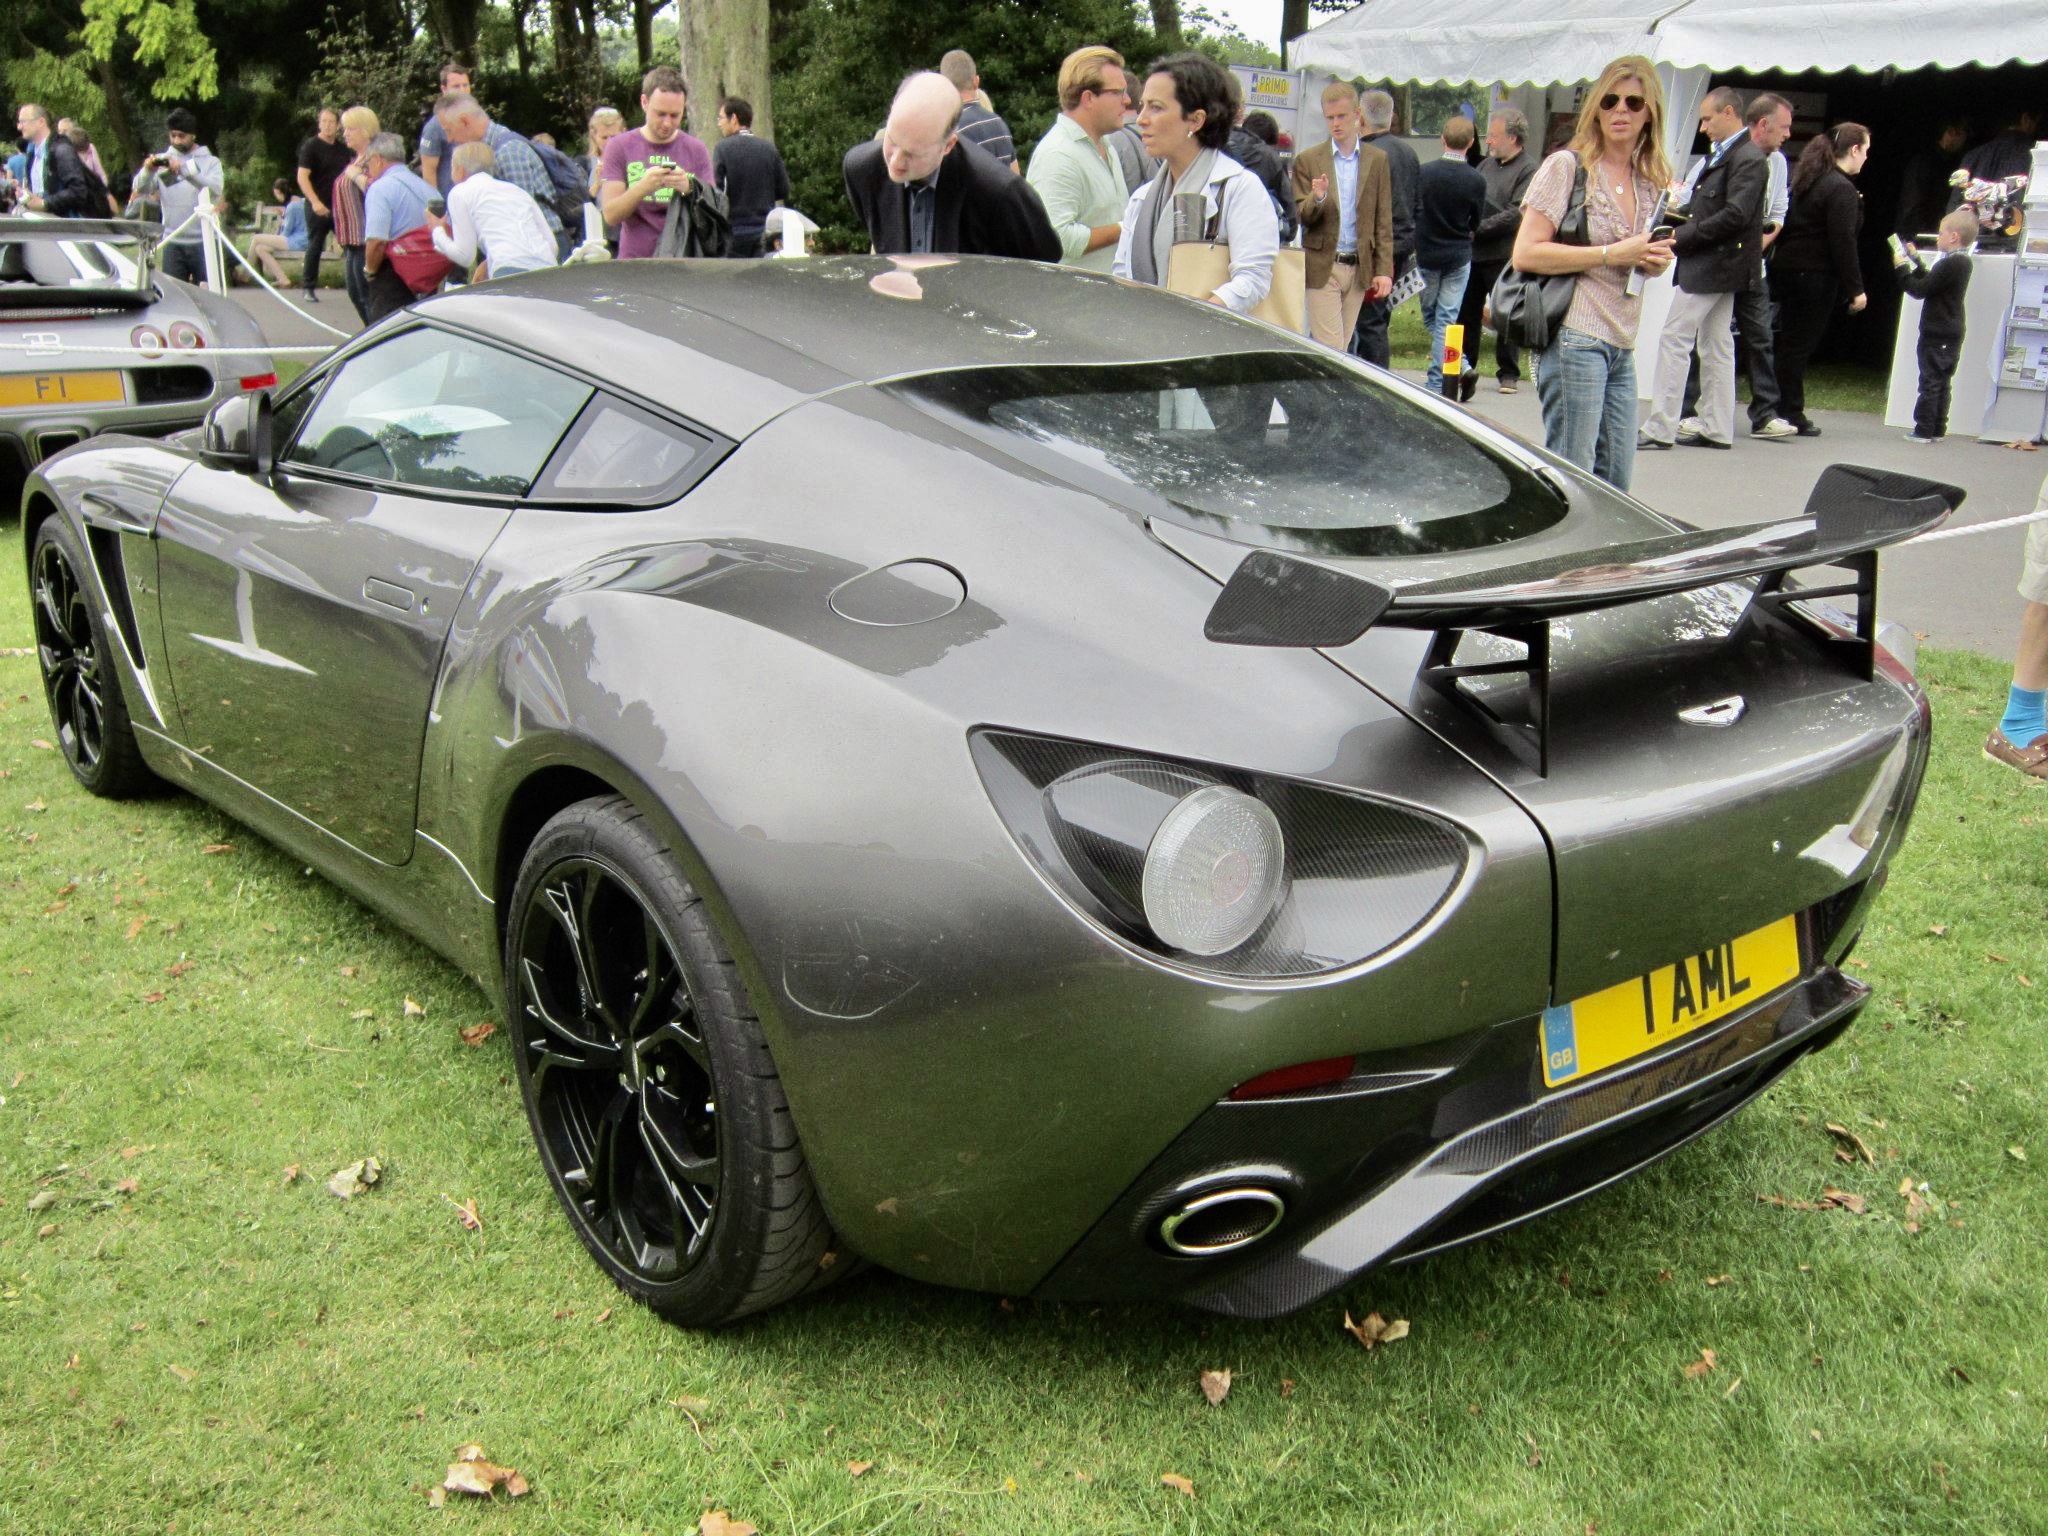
[[306, 8, 441, 143], [772, 0, 1166, 254], [80, 0, 220, 101]]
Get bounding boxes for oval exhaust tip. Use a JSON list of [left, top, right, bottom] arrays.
[[1158, 1187, 1286, 1256]]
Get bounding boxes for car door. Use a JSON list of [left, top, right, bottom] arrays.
[[154, 324, 594, 864]]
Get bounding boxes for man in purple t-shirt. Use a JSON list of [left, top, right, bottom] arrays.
[[599, 63, 715, 259]]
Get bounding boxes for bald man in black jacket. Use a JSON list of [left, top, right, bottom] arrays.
[[844, 72, 1061, 262]]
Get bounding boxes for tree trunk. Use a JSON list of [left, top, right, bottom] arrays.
[[679, 0, 771, 142], [1149, 0, 1181, 45], [510, 0, 533, 75], [1281, 0, 1311, 68], [549, 0, 578, 73], [424, 0, 485, 65], [634, 0, 655, 72], [93, 53, 141, 172]]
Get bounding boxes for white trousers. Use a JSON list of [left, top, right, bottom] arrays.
[[1644, 287, 1736, 445]]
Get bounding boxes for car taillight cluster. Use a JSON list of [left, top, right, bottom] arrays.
[[129, 323, 208, 356], [238, 373, 277, 391]]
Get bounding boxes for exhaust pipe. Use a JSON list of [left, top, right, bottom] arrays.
[[1157, 1187, 1286, 1256]]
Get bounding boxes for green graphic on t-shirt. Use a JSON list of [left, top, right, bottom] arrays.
[[629, 156, 679, 204]]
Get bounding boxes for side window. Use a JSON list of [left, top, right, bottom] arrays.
[[285, 327, 592, 497], [268, 375, 320, 451], [531, 395, 713, 505]]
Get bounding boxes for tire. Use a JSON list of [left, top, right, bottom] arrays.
[[504, 795, 849, 1326], [30, 516, 155, 799]]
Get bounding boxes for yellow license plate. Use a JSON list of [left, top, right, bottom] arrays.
[[1541, 917, 1802, 1088], [0, 370, 125, 409]]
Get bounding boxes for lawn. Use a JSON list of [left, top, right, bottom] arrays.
[[3, 514, 2042, 1534]]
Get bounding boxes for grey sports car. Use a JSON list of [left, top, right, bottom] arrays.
[[20, 256, 1958, 1327], [2, 217, 273, 502]]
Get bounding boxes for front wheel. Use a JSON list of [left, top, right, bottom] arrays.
[[504, 795, 847, 1326], [31, 517, 155, 798]]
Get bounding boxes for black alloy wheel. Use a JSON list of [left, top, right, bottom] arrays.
[[515, 853, 720, 1280], [31, 519, 153, 798], [505, 796, 847, 1326]]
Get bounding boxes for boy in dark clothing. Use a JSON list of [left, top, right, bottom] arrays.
[[1415, 115, 1486, 395], [1896, 209, 1977, 443]]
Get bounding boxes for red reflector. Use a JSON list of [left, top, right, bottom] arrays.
[[238, 373, 278, 391], [1228, 1055, 1356, 1101]]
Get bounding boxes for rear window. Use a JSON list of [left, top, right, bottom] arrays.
[[890, 352, 1566, 558]]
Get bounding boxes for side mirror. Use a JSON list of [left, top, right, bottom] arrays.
[[200, 390, 276, 478], [201, 394, 253, 463]]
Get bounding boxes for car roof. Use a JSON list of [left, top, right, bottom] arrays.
[[418, 255, 1313, 439]]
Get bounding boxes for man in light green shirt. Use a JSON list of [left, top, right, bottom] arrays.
[[1025, 45, 1130, 273]]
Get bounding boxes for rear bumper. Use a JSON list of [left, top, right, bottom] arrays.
[[1033, 958, 1868, 1318]]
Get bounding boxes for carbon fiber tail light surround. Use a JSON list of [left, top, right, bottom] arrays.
[[970, 729, 1470, 978]]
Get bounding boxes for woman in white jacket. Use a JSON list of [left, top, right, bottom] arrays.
[[1113, 53, 1276, 313]]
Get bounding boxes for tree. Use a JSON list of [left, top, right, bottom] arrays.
[[1149, 0, 1182, 46], [680, 0, 771, 140]]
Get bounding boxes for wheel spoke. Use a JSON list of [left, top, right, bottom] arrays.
[[641, 1088, 718, 1190], [642, 993, 709, 1074], [34, 573, 70, 644], [637, 1112, 714, 1260], [518, 955, 621, 1070], [569, 873, 627, 1035], [622, 909, 669, 1036]]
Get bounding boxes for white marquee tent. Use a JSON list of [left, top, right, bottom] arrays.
[[1288, 0, 2048, 393]]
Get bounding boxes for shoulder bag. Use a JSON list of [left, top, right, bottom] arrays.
[[1487, 162, 1588, 350], [1164, 173, 1307, 334]]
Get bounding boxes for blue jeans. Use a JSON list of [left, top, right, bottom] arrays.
[[1536, 326, 1639, 492], [1419, 262, 1471, 393]]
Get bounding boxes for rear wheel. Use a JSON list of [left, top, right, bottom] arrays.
[[31, 517, 154, 798], [504, 795, 847, 1326]]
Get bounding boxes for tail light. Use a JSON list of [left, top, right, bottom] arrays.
[[238, 373, 277, 391], [168, 321, 205, 350], [130, 325, 166, 357]]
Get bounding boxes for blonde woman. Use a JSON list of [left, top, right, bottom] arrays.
[[1510, 57, 1675, 490], [331, 105, 380, 321]]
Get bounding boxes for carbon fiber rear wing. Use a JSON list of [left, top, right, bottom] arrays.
[[1202, 464, 1965, 775], [1, 215, 161, 311]]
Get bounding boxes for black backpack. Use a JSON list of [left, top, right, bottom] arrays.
[[524, 135, 592, 229]]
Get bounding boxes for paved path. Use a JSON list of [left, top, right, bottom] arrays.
[[218, 278, 2041, 663], [1425, 375, 2042, 662]]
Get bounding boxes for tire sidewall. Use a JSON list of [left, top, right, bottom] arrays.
[[503, 799, 785, 1324], [30, 515, 138, 797]]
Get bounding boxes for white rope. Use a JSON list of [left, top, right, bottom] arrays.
[[0, 340, 332, 357], [203, 218, 355, 339], [1903, 507, 2048, 545]]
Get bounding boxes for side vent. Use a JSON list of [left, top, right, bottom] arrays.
[[84, 526, 149, 669]]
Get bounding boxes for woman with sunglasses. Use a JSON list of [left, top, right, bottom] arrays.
[[1509, 57, 1676, 490]]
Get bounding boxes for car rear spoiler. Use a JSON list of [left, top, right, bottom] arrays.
[[1, 215, 161, 311], [1202, 464, 1964, 774]]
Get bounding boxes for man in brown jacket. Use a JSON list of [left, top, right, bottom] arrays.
[[1292, 81, 1393, 352]]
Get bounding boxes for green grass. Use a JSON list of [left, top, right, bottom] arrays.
[[3, 516, 2043, 1533]]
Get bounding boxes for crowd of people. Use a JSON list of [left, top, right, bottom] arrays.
[[4, 51, 2036, 477]]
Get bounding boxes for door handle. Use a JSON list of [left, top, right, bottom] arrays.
[[78, 492, 153, 536], [363, 577, 416, 612]]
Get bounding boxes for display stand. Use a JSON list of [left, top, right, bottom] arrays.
[[1977, 143, 2048, 443], [1885, 254, 2013, 433]]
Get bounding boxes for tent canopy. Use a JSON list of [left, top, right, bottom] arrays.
[[1292, 0, 2048, 87]]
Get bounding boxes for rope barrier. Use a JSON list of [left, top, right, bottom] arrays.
[[1903, 507, 2048, 545], [0, 340, 333, 357]]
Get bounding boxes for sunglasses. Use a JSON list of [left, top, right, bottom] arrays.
[[1599, 93, 1648, 113]]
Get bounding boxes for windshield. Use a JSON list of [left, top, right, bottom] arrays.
[[0, 229, 145, 302], [890, 351, 1566, 558]]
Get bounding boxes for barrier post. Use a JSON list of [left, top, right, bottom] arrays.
[[1441, 323, 1464, 399], [199, 205, 225, 294]]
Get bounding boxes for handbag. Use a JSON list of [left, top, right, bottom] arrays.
[[1487, 162, 1589, 350], [1162, 175, 1307, 333], [385, 225, 454, 295]]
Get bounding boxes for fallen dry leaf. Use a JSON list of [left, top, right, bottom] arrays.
[[847, 1459, 873, 1478], [140, 991, 166, 1004], [201, 843, 235, 855], [1825, 1123, 1876, 1164], [30, 738, 53, 750], [594, 1308, 613, 1324], [325, 1156, 383, 1200], [2009, 1146, 2028, 1162], [442, 1444, 530, 1499], [1199, 1368, 1233, 1406], [1723, 1375, 1744, 1400], [281, 1164, 301, 1185], [1823, 1187, 1868, 1215], [166, 960, 194, 978], [26, 1188, 57, 1213], [1704, 1274, 1733, 1288], [425, 1487, 445, 1509], [1899, 1177, 1936, 1232], [113, 1178, 137, 1196], [1683, 1348, 1717, 1380], [700, 1513, 756, 1536], [1279, 1377, 1296, 1399], [459, 1021, 497, 1048], [1525, 1433, 1543, 1468], [1160, 1472, 1195, 1497], [1927, 923, 1949, 936], [403, 997, 426, 1017], [124, 916, 148, 941], [167, 1364, 196, 1383], [119, 1146, 141, 1159], [65, 1353, 80, 1370], [37, 1223, 58, 1239], [1342, 1310, 1411, 1350], [1986, 952, 2008, 964], [1757, 1188, 1866, 1215], [349, 1008, 374, 1021], [338, 965, 358, 978], [445, 1195, 482, 1232]]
